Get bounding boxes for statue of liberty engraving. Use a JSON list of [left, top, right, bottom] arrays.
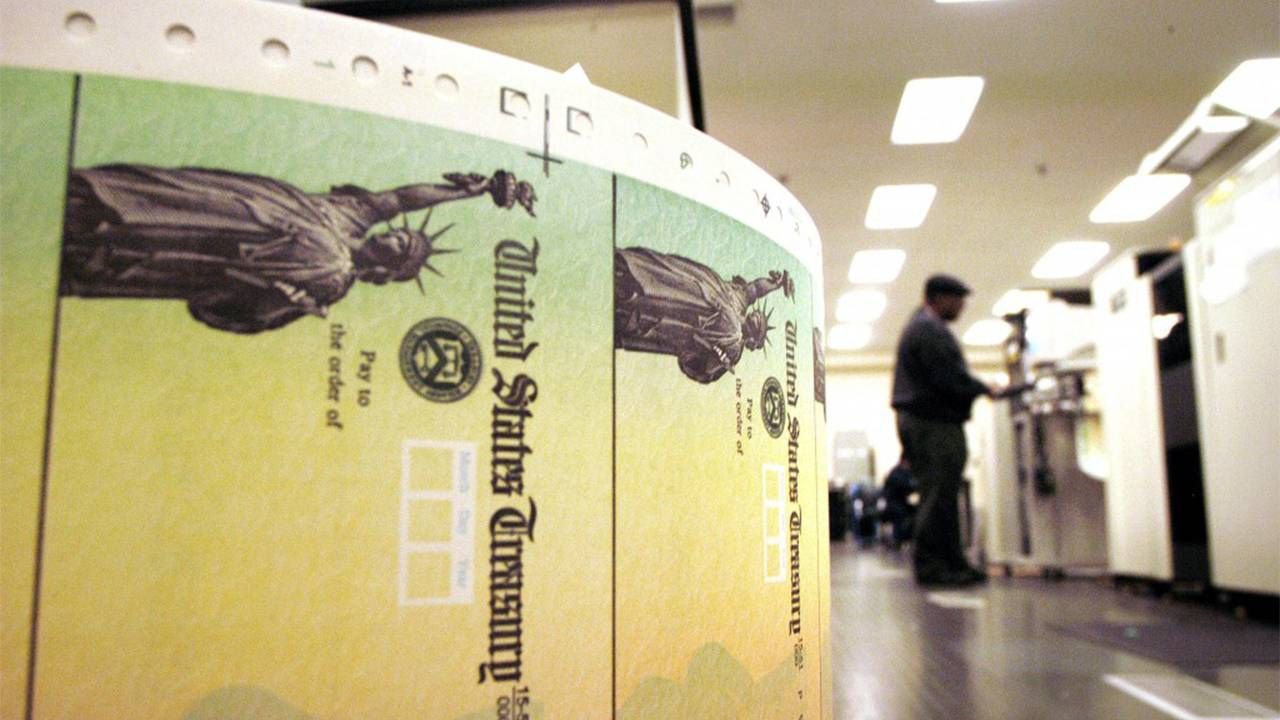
[[614, 247, 794, 383], [60, 164, 536, 333]]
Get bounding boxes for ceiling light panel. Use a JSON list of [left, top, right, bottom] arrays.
[[992, 289, 1050, 316], [1089, 173, 1191, 223], [962, 319, 1012, 346], [836, 289, 888, 323], [827, 323, 873, 351], [1197, 115, 1250, 134], [892, 76, 985, 145], [1031, 240, 1110, 280], [1211, 57, 1280, 119], [1164, 123, 1248, 173], [865, 184, 937, 229], [847, 248, 906, 283]]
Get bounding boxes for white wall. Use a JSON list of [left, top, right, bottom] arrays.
[[825, 370, 898, 484]]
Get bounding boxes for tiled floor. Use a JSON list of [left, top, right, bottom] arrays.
[[829, 543, 1280, 719]]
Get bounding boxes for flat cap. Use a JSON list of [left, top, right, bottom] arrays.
[[925, 273, 972, 297]]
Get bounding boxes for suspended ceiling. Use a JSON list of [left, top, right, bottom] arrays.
[[338, 0, 1277, 362], [694, 0, 1280, 361]]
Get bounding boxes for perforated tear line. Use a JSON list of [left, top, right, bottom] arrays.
[[44, 4, 820, 261]]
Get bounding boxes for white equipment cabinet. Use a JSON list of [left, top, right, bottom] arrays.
[[984, 402, 1022, 566], [1184, 138, 1280, 596], [1009, 379, 1110, 573], [983, 305, 1109, 575], [1092, 252, 1176, 581]]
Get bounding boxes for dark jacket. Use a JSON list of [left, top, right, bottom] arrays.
[[891, 307, 989, 422]]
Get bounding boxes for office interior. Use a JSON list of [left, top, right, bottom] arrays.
[[4, 0, 1279, 718], [333, 1, 1280, 717], [360, 1, 1280, 717]]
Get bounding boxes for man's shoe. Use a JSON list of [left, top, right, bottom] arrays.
[[915, 568, 979, 587]]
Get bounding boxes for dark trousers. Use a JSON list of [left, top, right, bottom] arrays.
[[896, 412, 969, 578]]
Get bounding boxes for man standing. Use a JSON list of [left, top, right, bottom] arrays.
[[891, 274, 995, 586]]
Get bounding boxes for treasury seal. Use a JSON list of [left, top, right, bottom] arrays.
[[399, 317, 482, 402], [761, 376, 786, 439]]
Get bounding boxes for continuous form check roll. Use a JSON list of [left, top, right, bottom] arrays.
[[0, 2, 832, 718]]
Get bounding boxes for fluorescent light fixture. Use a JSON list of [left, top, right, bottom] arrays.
[[827, 323, 873, 351], [866, 184, 937, 229], [836, 289, 888, 323], [892, 76, 985, 144], [1089, 174, 1191, 223], [1030, 240, 1111, 280], [847, 248, 907, 283], [1211, 57, 1280, 119], [962, 319, 1011, 346], [1197, 114, 1249, 134], [992, 288, 1050, 316], [936, 0, 1006, 3], [1139, 98, 1207, 174]]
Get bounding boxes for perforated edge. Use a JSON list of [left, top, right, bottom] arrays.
[[0, 0, 824, 297]]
